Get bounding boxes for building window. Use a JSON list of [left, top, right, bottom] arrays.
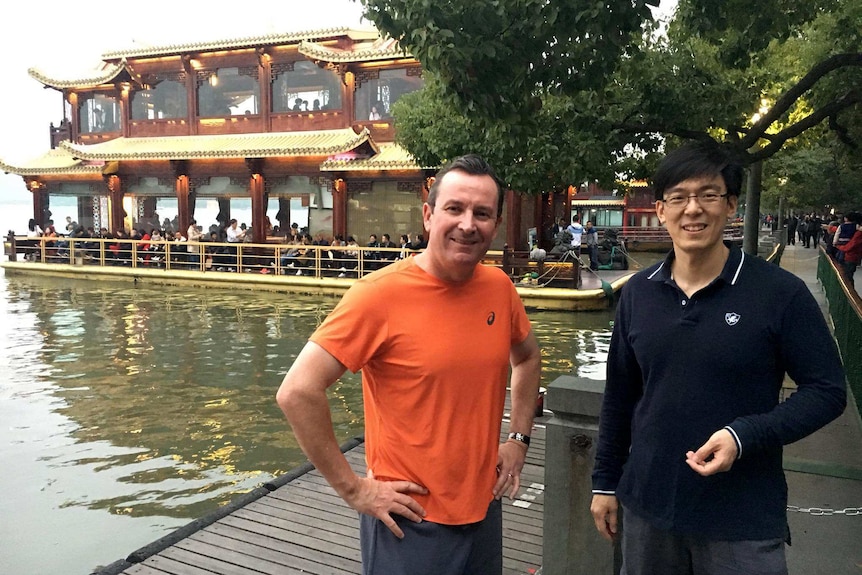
[[79, 94, 119, 133], [197, 66, 260, 117], [271, 60, 342, 113], [354, 67, 423, 122], [131, 76, 188, 120]]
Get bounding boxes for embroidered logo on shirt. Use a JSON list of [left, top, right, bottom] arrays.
[[487, 312, 496, 326], [725, 312, 741, 326]]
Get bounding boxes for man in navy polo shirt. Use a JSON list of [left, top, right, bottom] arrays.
[[590, 140, 846, 574]]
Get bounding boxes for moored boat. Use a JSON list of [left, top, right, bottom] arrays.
[[2, 235, 634, 311]]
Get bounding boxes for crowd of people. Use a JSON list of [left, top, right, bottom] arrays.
[[17, 215, 431, 278], [823, 211, 862, 287], [780, 211, 862, 287]]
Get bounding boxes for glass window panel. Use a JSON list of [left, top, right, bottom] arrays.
[[79, 94, 120, 133], [131, 79, 188, 120], [271, 61, 342, 113], [197, 66, 260, 117], [354, 67, 423, 121]]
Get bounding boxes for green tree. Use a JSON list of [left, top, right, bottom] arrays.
[[360, 0, 861, 249]]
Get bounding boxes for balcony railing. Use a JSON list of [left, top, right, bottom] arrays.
[[5, 235, 421, 279]]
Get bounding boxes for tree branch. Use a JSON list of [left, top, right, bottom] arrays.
[[741, 52, 862, 149], [614, 122, 712, 142], [750, 89, 861, 161]]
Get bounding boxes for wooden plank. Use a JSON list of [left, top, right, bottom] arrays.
[[127, 555, 218, 575], [203, 522, 362, 574], [122, 562, 179, 575], [158, 546, 265, 575], [233, 509, 359, 540], [182, 532, 356, 575], [217, 515, 362, 561], [244, 500, 360, 535]]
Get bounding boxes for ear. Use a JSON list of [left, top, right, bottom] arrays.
[[726, 195, 739, 219], [422, 202, 432, 233], [655, 200, 666, 225]]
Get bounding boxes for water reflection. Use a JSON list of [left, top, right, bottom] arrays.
[[0, 272, 614, 572]]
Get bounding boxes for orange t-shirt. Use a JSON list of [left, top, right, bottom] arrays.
[[310, 258, 532, 524]]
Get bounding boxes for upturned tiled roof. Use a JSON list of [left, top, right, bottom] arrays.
[[101, 27, 380, 60], [320, 143, 432, 172], [60, 128, 374, 161], [299, 36, 411, 63], [28, 61, 129, 90], [0, 148, 105, 176]]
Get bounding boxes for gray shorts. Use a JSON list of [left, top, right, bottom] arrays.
[[621, 506, 787, 575], [360, 499, 502, 575]]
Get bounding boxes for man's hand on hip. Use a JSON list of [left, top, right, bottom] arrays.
[[344, 469, 427, 539]]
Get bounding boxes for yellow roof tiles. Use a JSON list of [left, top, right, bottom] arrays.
[[0, 148, 105, 177], [59, 128, 373, 161], [320, 143, 432, 172], [101, 27, 380, 60], [28, 61, 127, 90], [299, 37, 411, 63]]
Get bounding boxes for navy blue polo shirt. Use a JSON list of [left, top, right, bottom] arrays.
[[592, 243, 846, 540]]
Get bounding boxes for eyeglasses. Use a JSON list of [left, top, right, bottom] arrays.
[[661, 192, 729, 209]]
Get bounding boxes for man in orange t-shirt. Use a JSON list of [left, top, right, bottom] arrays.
[[277, 155, 541, 575]]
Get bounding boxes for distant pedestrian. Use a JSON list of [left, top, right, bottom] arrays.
[[566, 215, 584, 257], [585, 221, 599, 270]]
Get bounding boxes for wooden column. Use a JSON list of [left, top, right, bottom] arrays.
[[173, 160, 191, 233], [120, 85, 130, 138], [182, 56, 198, 135], [333, 178, 347, 239], [258, 49, 272, 132], [106, 175, 125, 233], [30, 183, 50, 228], [247, 158, 266, 244], [68, 92, 80, 142], [505, 189, 523, 250]]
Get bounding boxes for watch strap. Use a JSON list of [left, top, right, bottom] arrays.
[[507, 432, 531, 446]]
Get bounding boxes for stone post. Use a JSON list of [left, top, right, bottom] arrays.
[[543, 375, 620, 575]]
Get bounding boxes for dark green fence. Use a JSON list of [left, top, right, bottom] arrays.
[[818, 251, 862, 419]]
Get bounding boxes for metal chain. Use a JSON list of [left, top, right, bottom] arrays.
[[787, 505, 862, 516]]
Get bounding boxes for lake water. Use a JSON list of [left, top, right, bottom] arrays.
[[0, 258, 617, 574]]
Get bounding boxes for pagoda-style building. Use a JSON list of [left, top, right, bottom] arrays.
[[1, 27, 535, 249]]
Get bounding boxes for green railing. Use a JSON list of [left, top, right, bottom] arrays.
[[818, 251, 862, 420]]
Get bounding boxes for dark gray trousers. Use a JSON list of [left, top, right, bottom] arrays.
[[360, 499, 502, 575], [621, 506, 787, 575]]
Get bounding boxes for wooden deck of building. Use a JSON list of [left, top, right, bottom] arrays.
[[102, 424, 547, 575]]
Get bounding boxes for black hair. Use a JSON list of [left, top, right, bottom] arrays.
[[428, 154, 506, 218], [653, 140, 744, 201]]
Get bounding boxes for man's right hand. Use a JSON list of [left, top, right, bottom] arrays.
[[590, 494, 619, 542], [343, 470, 427, 539]]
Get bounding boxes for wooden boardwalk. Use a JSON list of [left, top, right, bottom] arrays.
[[106, 425, 546, 575]]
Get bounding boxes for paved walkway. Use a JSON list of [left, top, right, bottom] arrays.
[[778, 243, 862, 574]]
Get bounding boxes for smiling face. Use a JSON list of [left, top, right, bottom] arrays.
[[418, 169, 501, 283], [656, 173, 738, 258]]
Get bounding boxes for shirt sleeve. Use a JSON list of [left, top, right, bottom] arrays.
[[310, 280, 389, 373], [592, 284, 643, 493], [727, 284, 846, 456]]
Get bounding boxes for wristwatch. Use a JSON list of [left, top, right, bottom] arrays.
[[507, 432, 531, 447]]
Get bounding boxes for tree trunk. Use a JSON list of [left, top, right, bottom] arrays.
[[742, 161, 763, 256]]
